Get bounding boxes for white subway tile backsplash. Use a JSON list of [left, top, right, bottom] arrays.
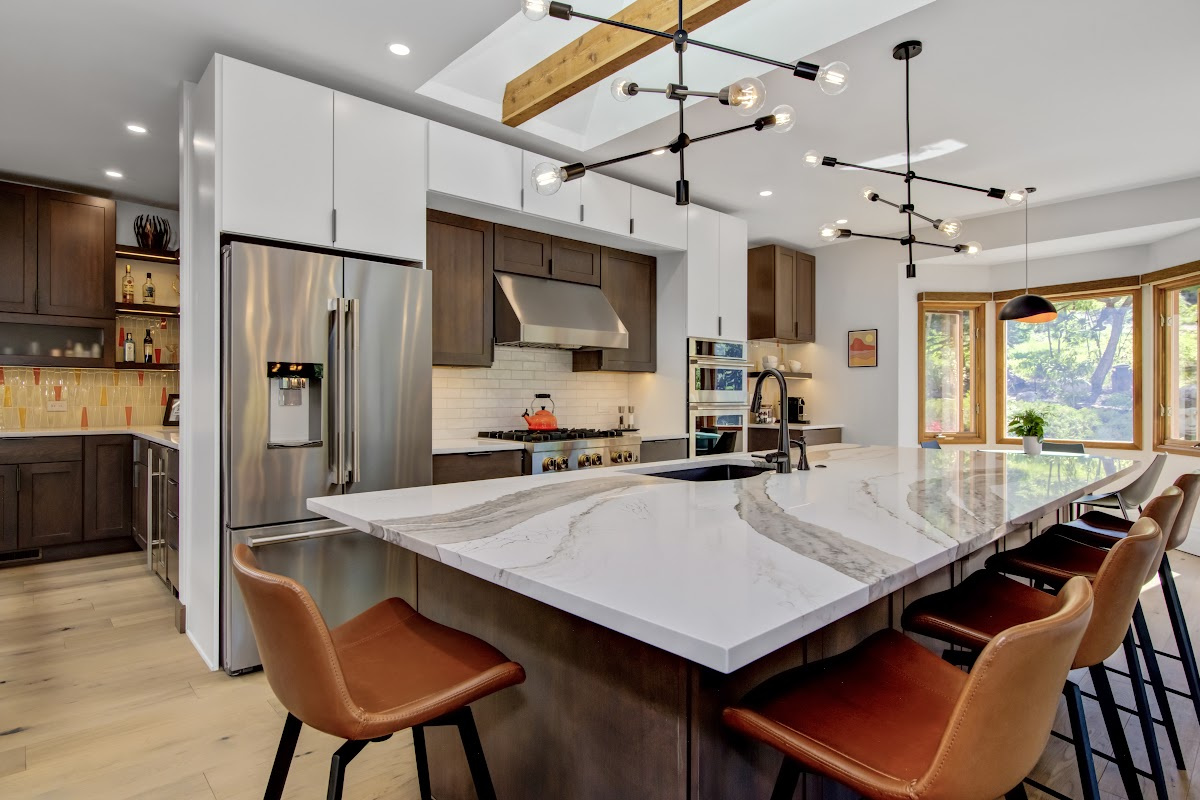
[[432, 347, 631, 441]]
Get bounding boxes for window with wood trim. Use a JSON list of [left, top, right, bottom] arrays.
[[1155, 276, 1200, 453], [997, 288, 1141, 448], [919, 301, 985, 443]]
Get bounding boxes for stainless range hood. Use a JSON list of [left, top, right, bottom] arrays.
[[494, 273, 629, 350]]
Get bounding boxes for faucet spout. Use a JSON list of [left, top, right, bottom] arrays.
[[751, 368, 792, 474]]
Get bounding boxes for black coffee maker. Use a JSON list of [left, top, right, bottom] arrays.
[[787, 396, 808, 424]]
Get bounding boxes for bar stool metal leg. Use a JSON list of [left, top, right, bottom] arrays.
[[264, 712, 302, 800], [1063, 681, 1101, 800], [412, 725, 433, 800], [1090, 663, 1145, 800], [1160, 555, 1200, 723], [1123, 631, 1171, 800], [770, 757, 802, 800], [455, 708, 498, 800], [1005, 785, 1031, 800], [326, 739, 370, 800], [1132, 602, 1186, 768]]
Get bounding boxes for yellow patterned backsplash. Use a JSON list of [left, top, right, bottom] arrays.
[[0, 367, 179, 431]]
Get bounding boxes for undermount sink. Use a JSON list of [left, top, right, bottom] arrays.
[[646, 464, 775, 482]]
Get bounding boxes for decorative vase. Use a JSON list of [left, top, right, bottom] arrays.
[[1022, 436, 1042, 456]]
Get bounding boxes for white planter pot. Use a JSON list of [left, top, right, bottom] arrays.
[[1022, 436, 1043, 456]]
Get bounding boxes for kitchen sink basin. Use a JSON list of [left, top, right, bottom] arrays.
[[645, 464, 776, 482]]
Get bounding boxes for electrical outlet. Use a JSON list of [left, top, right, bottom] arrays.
[[47, 400, 68, 412]]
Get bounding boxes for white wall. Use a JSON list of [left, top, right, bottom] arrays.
[[628, 252, 688, 437]]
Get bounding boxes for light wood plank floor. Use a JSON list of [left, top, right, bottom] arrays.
[[2, 550, 1200, 798]]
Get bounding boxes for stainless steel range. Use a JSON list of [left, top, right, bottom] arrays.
[[478, 429, 641, 474]]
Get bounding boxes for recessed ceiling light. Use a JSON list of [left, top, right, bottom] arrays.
[[759, 190, 773, 197], [126, 124, 147, 134], [105, 170, 124, 179], [652, 148, 667, 156], [388, 43, 411, 56], [836, 219, 848, 224]]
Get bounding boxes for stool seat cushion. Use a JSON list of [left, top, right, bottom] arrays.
[[985, 534, 1108, 586], [1046, 512, 1131, 550], [330, 597, 526, 740], [722, 629, 967, 797], [902, 571, 1060, 653]]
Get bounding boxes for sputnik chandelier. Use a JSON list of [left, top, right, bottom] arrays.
[[808, 41, 1028, 279], [520, 0, 850, 205]]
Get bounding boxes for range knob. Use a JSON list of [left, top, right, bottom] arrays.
[[556, 456, 570, 471], [610, 451, 622, 464], [591, 453, 603, 466], [542, 457, 559, 472], [578, 454, 592, 469], [629, 452, 639, 463]]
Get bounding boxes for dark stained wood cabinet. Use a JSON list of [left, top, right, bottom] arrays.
[[0, 182, 37, 314], [18, 461, 83, 548], [37, 189, 116, 319], [748, 245, 815, 343], [428, 210, 494, 367], [84, 435, 133, 541], [433, 450, 525, 484], [573, 248, 656, 373], [0, 465, 17, 552], [550, 237, 601, 286], [495, 225, 552, 278]]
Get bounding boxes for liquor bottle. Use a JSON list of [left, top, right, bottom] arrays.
[[124, 332, 135, 362], [142, 272, 156, 304], [143, 328, 153, 363], [122, 264, 135, 303]]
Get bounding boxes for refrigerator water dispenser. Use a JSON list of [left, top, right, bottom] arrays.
[[267, 362, 323, 447]]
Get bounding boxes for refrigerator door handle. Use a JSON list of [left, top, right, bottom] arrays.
[[330, 298, 347, 485], [247, 525, 358, 547], [348, 297, 361, 484]]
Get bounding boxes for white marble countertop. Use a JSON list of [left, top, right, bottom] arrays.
[[747, 423, 845, 429], [432, 439, 526, 455], [309, 445, 1137, 673], [0, 425, 179, 448]]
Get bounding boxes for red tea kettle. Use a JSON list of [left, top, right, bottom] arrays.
[[523, 393, 558, 431]]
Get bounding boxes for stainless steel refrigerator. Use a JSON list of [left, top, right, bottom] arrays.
[[220, 241, 431, 675]]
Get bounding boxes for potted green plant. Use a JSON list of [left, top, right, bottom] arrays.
[[1007, 408, 1048, 456]]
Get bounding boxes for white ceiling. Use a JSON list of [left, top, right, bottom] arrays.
[[1, 0, 1198, 257]]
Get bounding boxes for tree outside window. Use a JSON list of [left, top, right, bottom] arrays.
[[919, 301, 985, 443], [999, 290, 1140, 447], [1156, 278, 1200, 449]]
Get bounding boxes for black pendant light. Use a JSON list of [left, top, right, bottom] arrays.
[[999, 188, 1058, 324]]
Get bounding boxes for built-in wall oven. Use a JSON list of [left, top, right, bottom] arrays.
[[687, 338, 751, 457]]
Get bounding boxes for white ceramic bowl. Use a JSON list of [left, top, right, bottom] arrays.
[[762, 356, 779, 369], [787, 360, 803, 372]]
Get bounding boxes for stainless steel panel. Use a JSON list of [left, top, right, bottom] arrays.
[[688, 405, 749, 458], [343, 259, 432, 492], [224, 242, 342, 528], [494, 272, 628, 350], [221, 521, 417, 675]]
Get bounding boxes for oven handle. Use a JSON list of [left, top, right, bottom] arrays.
[[689, 358, 753, 369]]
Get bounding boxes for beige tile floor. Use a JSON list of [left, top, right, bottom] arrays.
[[2, 550, 1200, 799]]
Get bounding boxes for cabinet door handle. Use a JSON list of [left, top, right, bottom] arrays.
[[580, 204, 585, 223], [630, 218, 635, 235], [15, 468, 19, 493], [332, 208, 338, 243], [718, 316, 722, 336]]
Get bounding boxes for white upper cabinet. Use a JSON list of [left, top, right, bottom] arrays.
[[579, 172, 631, 236], [333, 93, 426, 262], [631, 186, 687, 250], [428, 123, 523, 211], [522, 151, 581, 224], [718, 214, 748, 342], [220, 57, 334, 247], [686, 205, 721, 339]]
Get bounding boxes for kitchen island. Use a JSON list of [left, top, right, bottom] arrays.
[[310, 445, 1136, 800]]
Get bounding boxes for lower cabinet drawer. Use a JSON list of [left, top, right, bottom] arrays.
[[640, 439, 688, 464], [433, 451, 525, 485], [0, 437, 83, 465]]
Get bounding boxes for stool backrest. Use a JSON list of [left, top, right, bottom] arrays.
[[232, 543, 360, 737], [1073, 488, 1177, 666], [914, 576, 1093, 800], [1166, 472, 1200, 551], [1118, 452, 1168, 508]]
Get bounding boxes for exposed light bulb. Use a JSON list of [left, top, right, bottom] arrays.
[[767, 105, 795, 133], [726, 77, 766, 116], [803, 150, 823, 168], [521, 0, 549, 20], [819, 223, 841, 240], [126, 123, 147, 134], [816, 61, 849, 95], [1005, 189, 1028, 207], [861, 186, 877, 201], [531, 162, 564, 196], [387, 43, 411, 56], [939, 218, 963, 240], [963, 241, 983, 257], [611, 77, 637, 102]]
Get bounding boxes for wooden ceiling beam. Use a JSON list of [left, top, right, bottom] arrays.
[[502, 0, 753, 128]]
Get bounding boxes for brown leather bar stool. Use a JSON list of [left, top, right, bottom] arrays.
[[232, 544, 525, 800], [723, 576, 1094, 800], [982, 488, 1182, 800], [1053, 472, 1200, 731], [903, 500, 1173, 800]]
